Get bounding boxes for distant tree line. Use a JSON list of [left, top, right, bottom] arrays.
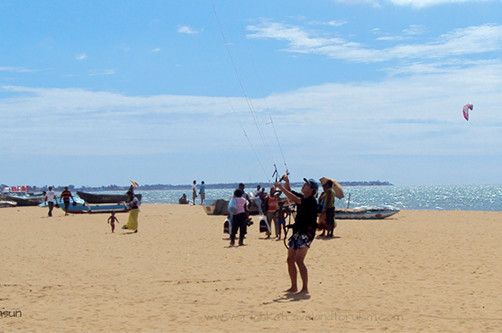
[[3, 181, 392, 193]]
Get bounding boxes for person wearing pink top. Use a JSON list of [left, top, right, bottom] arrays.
[[229, 189, 249, 246]]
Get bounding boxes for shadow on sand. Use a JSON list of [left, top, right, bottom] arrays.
[[316, 235, 341, 240], [262, 292, 311, 305], [121, 231, 138, 235]]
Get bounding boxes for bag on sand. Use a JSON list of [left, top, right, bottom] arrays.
[[259, 217, 270, 233], [228, 198, 237, 215]]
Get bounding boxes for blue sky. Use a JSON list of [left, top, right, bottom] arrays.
[[1, 0, 502, 186]]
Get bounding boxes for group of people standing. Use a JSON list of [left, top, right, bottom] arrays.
[[191, 180, 206, 205], [43, 185, 141, 234], [44, 186, 76, 217], [40, 176, 332, 296], [178, 180, 206, 205], [228, 178, 338, 244], [227, 176, 338, 295], [250, 184, 284, 240]]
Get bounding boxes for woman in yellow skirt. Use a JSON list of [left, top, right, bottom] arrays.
[[123, 190, 140, 233]]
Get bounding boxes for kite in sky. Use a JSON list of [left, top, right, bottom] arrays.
[[463, 104, 473, 121]]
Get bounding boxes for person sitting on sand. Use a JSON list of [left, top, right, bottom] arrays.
[[107, 212, 119, 233], [178, 194, 189, 205], [122, 190, 140, 233], [275, 175, 318, 295], [229, 189, 249, 247]]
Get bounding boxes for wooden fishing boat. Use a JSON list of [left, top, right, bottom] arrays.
[[38, 197, 86, 208], [65, 204, 131, 214], [204, 199, 260, 216], [205, 197, 399, 220], [334, 206, 400, 220], [0, 200, 17, 208], [204, 199, 229, 215], [0, 193, 44, 206], [76, 191, 142, 204]]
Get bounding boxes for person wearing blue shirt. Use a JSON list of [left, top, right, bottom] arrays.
[[199, 181, 206, 205]]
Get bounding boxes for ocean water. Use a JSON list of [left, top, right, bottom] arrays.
[[97, 185, 502, 211]]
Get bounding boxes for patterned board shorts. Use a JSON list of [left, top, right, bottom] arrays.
[[288, 233, 312, 249]]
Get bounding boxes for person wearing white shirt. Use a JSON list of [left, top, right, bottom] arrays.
[[191, 180, 197, 205], [45, 186, 56, 217]]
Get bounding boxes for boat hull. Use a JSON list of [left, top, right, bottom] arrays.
[[66, 204, 131, 214], [204, 199, 261, 216], [38, 197, 85, 207], [0, 200, 17, 208], [334, 208, 399, 220], [0, 194, 44, 206], [76, 191, 142, 204]]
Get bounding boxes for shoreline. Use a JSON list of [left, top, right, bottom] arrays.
[[2, 203, 502, 213]]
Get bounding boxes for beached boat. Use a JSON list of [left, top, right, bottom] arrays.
[[0, 193, 44, 206], [76, 191, 142, 204], [204, 199, 230, 215], [38, 197, 86, 208], [65, 204, 131, 214], [0, 200, 17, 208], [334, 206, 400, 219], [205, 200, 399, 220], [204, 199, 262, 216]]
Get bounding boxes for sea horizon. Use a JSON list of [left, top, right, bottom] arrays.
[[71, 184, 502, 212]]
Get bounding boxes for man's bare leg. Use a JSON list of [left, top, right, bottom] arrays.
[[286, 248, 298, 292], [295, 247, 309, 294]]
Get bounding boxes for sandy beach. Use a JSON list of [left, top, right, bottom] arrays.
[[1, 205, 501, 332]]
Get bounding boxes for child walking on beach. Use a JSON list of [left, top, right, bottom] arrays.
[[107, 212, 119, 233]]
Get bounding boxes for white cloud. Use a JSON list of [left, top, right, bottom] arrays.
[[247, 22, 502, 62], [336, 0, 489, 7], [88, 69, 115, 76], [402, 24, 426, 36], [376, 35, 405, 41], [371, 24, 426, 42], [0, 66, 33, 73], [177, 25, 200, 35], [1, 60, 502, 160], [75, 53, 88, 61], [389, 0, 482, 8], [334, 0, 382, 7], [373, 24, 426, 41], [151, 47, 161, 53], [310, 19, 348, 27], [385, 59, 497, 75], [327, 20, 348, 27]]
